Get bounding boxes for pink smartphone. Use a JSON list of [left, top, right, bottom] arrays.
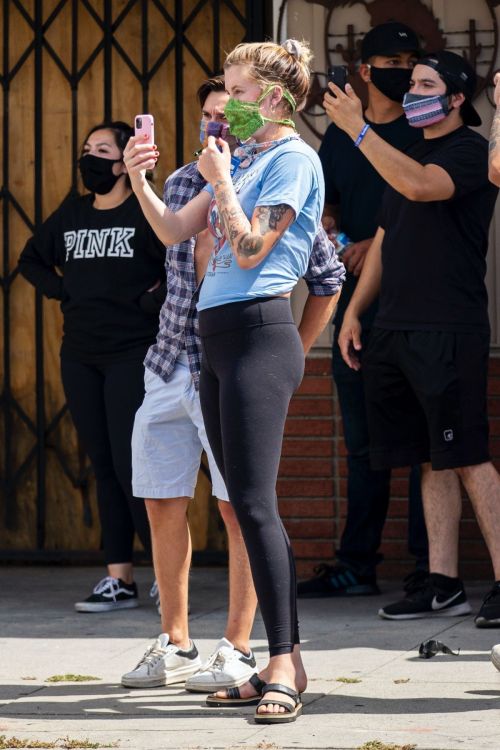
[[134, 114, 155, 145]]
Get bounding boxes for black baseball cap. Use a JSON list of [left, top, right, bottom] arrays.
[[361, 22, 421, 62], [418, 50, 481, 126]]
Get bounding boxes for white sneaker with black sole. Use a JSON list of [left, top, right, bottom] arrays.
[[185, 637, 256, 693], [74, 576, 139, 613], [121, 633, 201, 688]]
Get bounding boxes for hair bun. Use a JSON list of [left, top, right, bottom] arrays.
[[282, 38, 313, 67], [282, 39, 301, 57]]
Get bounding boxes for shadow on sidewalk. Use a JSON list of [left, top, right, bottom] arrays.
[[1, 682, 499, 721]]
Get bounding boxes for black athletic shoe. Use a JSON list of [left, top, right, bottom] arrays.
[[403, 569, 430, 596], [297, 563, 380, 598], [378, 573, 471, 620], [475, 582, 500, 628], [75, 576, 139, 613]]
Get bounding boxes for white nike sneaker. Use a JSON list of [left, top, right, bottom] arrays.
[[121, 633, 201, 688], [184, 637, 256, 693], [491, 644, 500, 671]]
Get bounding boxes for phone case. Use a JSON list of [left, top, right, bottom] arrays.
[[328, 66, 348, 92], [135, 114, 155, 145]]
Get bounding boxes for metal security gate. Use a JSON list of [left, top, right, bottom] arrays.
[[0, 0, 268, 560]]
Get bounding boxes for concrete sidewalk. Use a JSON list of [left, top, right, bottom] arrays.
[[0, 566, 499, 750]]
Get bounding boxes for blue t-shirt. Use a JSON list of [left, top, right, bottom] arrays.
[[197, 138, 324, 311]]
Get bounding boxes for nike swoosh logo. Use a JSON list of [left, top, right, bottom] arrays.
[[431, 591, 462, 610]]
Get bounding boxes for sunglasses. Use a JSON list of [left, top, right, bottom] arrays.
[[418, 639, 460, 659]]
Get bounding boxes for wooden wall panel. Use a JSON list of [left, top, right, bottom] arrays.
[[1, 0, 259, 557]]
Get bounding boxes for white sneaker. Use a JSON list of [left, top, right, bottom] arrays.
[[121, 633, 201, 688], [185, 637, 256, 693], [491, 644, 500, 671], [149, 580, 161, 616]]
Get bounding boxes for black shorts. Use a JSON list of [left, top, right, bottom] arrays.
[[363, 328, 490, 471]]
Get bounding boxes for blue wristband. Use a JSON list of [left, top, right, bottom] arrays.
[[354, 123, 370, 148]]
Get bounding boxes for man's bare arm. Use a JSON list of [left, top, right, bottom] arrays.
[[338, 227, 384, 370], [324, 84, 455, 202], [298, 292, 341, 355]]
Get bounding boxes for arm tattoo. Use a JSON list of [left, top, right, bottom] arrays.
[[237, 233, 264, 257], [255, 204, 293, 235], [211, 185, 293, 263], [489, 108, 500, 166], [213, 181, 253, 254]]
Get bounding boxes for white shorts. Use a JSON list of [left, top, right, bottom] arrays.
[[132, 354, 228, 501]]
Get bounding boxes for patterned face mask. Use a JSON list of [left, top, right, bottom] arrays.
[[402, 92, 450, 127], [224, 85, 296, 142]]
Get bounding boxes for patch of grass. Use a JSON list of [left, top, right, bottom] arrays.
[[357, 741, 417, 750], [60, 740, 118, 749], [0, 737, 117, 749], [0, 739, 51, 749], [44, 675, 101, 683], [393, 678, 410, 684], [336, 676, 362, 684]]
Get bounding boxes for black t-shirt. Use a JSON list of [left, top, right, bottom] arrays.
[[377, 126, 499, 333], [19, 193, 166, 362], [319, 115, 421, 328]]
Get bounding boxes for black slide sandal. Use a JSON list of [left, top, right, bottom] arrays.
[[205, 673, 266, 706], [254, 682, 302, 724]]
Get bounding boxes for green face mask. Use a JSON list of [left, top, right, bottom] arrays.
[[224, 85, 296, 141]]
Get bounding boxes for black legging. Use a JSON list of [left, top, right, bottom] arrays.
[[61, 355, 151, 565], [199, 297, 304, 656]]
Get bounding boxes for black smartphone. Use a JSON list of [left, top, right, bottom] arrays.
[[327, 65, 348, 93]]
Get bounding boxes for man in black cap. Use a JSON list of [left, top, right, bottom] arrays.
[[298, 22, 429, 599], [325, 49, 500, 626]]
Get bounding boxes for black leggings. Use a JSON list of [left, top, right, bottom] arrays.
[[199, 297, 304, 656], [61, 355, 151, 565]]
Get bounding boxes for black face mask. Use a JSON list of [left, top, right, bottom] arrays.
[[369, 67, 413, 103], [78, 154, 123, 195]]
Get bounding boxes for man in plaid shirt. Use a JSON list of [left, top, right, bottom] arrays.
[[121, 77, 345, 692]]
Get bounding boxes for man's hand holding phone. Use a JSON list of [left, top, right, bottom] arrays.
[[327, 66, 348, 94], [323, 74, 365, 140]]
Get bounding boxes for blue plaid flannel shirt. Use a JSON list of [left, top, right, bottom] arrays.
[[144, 160, 345, 389]]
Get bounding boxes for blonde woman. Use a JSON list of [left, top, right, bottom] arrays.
[[124, 39, 329, 723]]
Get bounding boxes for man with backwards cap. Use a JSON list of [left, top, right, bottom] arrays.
[[299, 22, 429, 600], [325, 48, 500, 625]]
